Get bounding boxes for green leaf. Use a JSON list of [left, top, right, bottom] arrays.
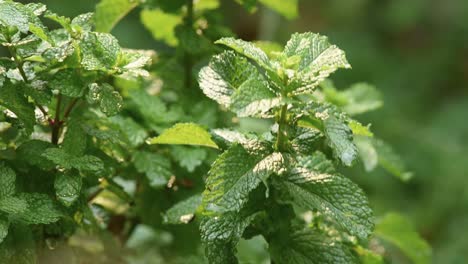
[[0, 196, 28, 215], [0, 216, 8, 244], [354, 136, 378, 172], [323, 116, 358, 166], [230, 78, 280, 117], [349, 120, 373, 137], [16, 140, 55, 170], [62, 119, 87, 156], [88, 83, 123, 116], [355, 246, 384, 264], [80, 32, 120, 71], [0, 81, 36, 135], [42, 148, 104, 173], [132, 151, 172, 188], [280, 152, 373, 239], [71, 12, 94, 31], [170, 146, 207, 173], [0, 1, 43, 33], [54, 172, 82, 207], [375, 213, 431, 264], [199, 50, 278, 116], [16, 193, 62, 224], [324, 82, 383, 116], [109, 115, 148, 147], [372, 138, 413, 181], [163, 194, 202, 224], [269, 228, 357, 263], [127, 89, 179, 127], [258, 0, 298, 19], [48, 69, 85, 98], [0, 224, 37, 263], [283, 33, 351, 94], [215, 37, 274, 72], [140, 8, 181, 46], [0, 163, 16, 199], [203, 144, 283, 213], [200, 210, 259, 264], [95, 0, 138, 33], [149, 123, 219, 149]]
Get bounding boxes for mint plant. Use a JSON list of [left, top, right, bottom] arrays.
[[150, 33, 427, 263], [0, 0, 150, 261], [0, 0, 430, 263]]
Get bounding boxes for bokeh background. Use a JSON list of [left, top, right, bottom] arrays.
[[13, 0, 468, 262]]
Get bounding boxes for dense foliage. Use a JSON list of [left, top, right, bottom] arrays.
[[0, 0, 434, 263]]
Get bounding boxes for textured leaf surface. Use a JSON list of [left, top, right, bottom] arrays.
[[269, 228, 357, 264], [0, 1, 42, 33], [48, 69, 85, 98], [0, 164, 15, 199], [281, 153, 373, 239], [215, 37, 273, 71], [149, 123, 218, 149], [42, 148, 104, 173], [16, 193, 62, 224], [200, 210, 258, 264], [16, 140, 54, 170], [375, 213, 431, 264], [54, 172, 82, 206], [80, 32, 120, 71], [88, 83, 123, 116], [0, 82, 36, 135], [323, 116, 358, 166], [0, 196, 28, 215], [199, 51, 259, 108], [95, 0, 138, 33], [203, 144, 282, 213], [283, 33, 350, 94], [163, 194, 201, 224], [0, 216, 8, 243]]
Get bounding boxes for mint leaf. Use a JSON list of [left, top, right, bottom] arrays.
[[283, 33, 351, 94], [170, 146, 207, 173], [42, 148, 104, 173], [62, 120, 87, 156], [375, 213, 431, 264], [203, 144, 283, 213], [215, 37, 274, 72], [95, 0, 138, 33], [0, 164, 16, 199], [149, 123, 219, 149], [280, 152, 373, 239], [0, 196, 28, 215], [200, 210, 259, 264], [355, 136, 378, 172], [88, 83, 123, 116], [372, 138, 413, 181], [0, 82, 36, 135], [199, 50, 260, 108], [54, 172, 82, 207], [48, 69, 85, 98], [323, 116, 358, 166], [163, 194, 202, 224], [140, 8, 181, 46], [132, 151, 172, 188], [16, 140, 55, 170], [16, 193, 62, 224], [80, 32, 120, 71], [0, 1, 42, 33], [0, 216, 8, 243], [270, 228, 357, 263]]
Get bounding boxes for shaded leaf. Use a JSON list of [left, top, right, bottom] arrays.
[[163, 194, 202, 224], [95, 0, 138, 33], [149, 123, 218, 149]]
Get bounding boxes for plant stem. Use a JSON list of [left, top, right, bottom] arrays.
[[51, 94, 62, 144], [275, 104, 288, 152], [63, 98, 79, 119], [184, 0, 194, 89]]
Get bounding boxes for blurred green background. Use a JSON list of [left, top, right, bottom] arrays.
[[16, 0, 468, 262]]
